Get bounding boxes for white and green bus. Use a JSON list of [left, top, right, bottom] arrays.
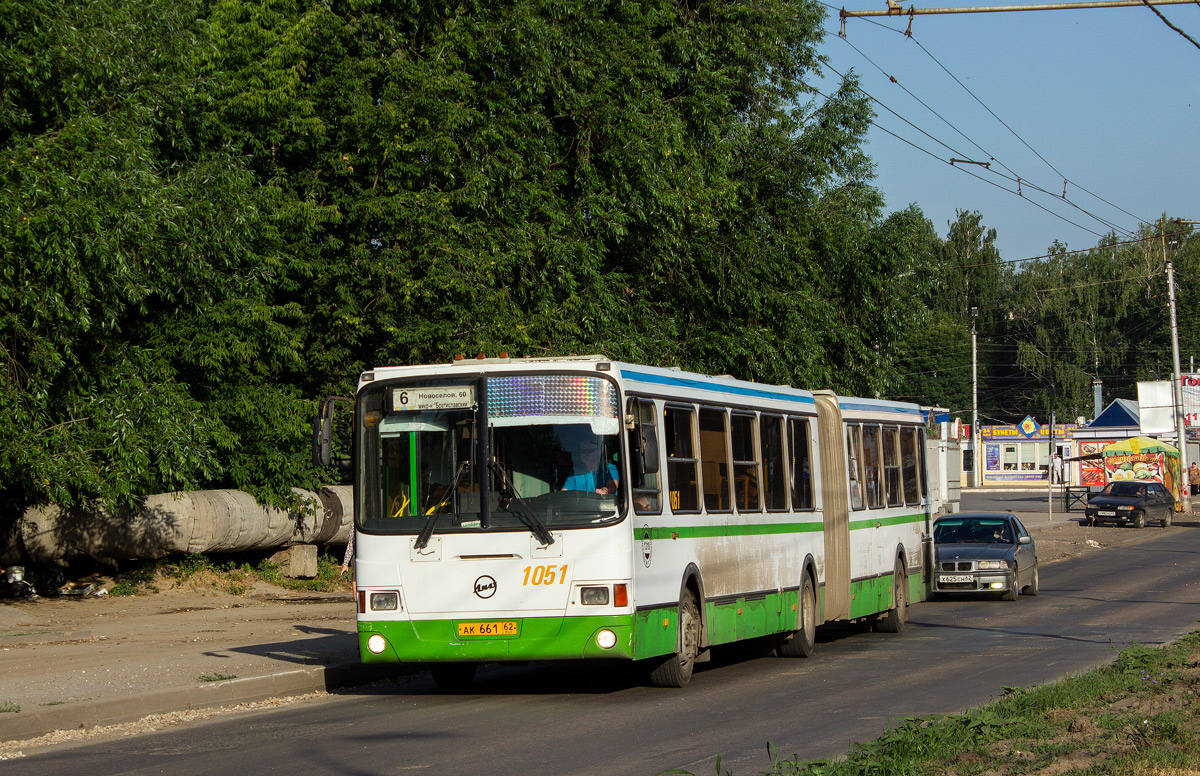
[[314, 356, 932, 688]]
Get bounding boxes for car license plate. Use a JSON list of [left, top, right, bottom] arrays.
[[939, 574, 973, 584], [457, 621, 518, 637], [1097, 510, 1117, 517]]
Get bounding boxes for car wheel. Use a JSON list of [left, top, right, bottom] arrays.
[[1024, 562, 1039, 596], [1132, 511, 1145, 529], [1002, 566, 1019, 601], [1162, 511, 1172, 528]]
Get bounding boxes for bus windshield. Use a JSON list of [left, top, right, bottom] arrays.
[[356, 373, 624, 535]]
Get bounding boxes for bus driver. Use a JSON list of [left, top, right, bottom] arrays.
[[562, 437, 619, 495]]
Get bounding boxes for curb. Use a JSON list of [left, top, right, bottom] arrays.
[[0, 662, 403, 744]]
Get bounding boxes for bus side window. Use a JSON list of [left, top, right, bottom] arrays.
[[900, 426, 921, 505], [664, 405, 699, 513], [731, 413, 760, 512], [631, 398, 662, 514], [762, 415, 788, 512], [883, 426, 902, 507], [788, 417, 813, 510], [847, 424, 865, 510], [862, 424, 882, 509], [699, 407, 731, 512]]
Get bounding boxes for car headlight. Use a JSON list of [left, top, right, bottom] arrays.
[[977, 560, 1009, 570], [1117, 505, 1135, 511]]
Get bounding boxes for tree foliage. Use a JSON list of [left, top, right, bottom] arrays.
[[8, 0, 1191, 519]]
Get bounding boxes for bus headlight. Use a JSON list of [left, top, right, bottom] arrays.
[[596, 629, 617, 650], [370, 591, 400, 611], [581, 586, 610, 605], [367, 634, 388, 654]]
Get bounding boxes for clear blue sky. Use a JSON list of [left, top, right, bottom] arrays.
[[817, 0, 1200, 261]]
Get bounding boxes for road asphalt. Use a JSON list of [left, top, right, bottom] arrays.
[[0, 491, 1172, 745]]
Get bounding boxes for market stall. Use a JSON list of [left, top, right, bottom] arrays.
[[1100, 436, 1182, 509]]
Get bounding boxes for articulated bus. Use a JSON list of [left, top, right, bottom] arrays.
[[314, 356, 933, 689]]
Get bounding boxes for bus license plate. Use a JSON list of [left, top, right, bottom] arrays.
[[939, 574, 973, 584], [457, 621, 518, 638]]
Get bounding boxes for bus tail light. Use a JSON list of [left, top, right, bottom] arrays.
[[613, 584, 629, 607]]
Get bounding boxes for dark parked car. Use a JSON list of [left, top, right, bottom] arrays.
[[932, 512, 1038, 601], [1084, 481, 1174, 528]]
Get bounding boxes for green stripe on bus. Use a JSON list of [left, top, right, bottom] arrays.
[[636, 523, 821, 540], [847, 512, 926, 530], [636, 512, 924, 541]]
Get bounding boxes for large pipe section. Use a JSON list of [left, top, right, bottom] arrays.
[[11, 486, 353, 565]]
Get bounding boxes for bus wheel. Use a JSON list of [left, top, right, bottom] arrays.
[[431, 663, 476, 692], [649, 592, 700, 687], [876, 559, 908, 634], [777, 574, 816, 658]]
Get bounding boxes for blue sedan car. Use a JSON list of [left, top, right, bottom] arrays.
[[932, 512, 1039, 601]]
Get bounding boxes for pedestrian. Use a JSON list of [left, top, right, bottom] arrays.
[[340, 530, 354, 585], [1189, 462, 1200, 497], [1051, 452, 1064, 484]]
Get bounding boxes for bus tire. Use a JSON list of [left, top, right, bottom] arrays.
[[776, 573, 816, 658], [876, 559, 908, 634], [431, 663, 476, 692], [648, 592, 700, 688]]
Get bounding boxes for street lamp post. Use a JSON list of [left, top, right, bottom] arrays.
[[1162, 218, 1191, 513], [971, 307, 979, 488]]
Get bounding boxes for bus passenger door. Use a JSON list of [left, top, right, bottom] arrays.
[[814, 393, 850, 621]]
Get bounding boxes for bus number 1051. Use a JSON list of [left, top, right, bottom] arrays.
[[522, 564, 568, 586]]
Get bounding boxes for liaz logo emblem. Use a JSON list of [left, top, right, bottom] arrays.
[[473, 575, 497, 599]]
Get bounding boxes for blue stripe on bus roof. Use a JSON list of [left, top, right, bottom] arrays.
[[619, 369, 815, 406], [838, 400, 923, 416]]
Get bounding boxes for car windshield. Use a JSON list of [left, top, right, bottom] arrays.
[[934, 518, 1013, 544], [1102, 482, 1146, 498], [356, 373, 624, 534]]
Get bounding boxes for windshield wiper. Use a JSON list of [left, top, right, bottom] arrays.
[[489, 460, 555, 547], [413, 460, 470, 551]]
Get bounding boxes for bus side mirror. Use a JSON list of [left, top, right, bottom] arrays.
[[640, 425, 660, 475], [313, 398, 335, 467], [312, 396, 352, 468]]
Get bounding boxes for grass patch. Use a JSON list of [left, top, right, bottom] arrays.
[[0, 701, 19, 713], [197, 673, 237, 683], [97, 549, 348, 598], [687, 633, 1200, 775]]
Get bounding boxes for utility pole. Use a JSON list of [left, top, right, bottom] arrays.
[[1162, 217, 1190, 513], [971, 307, 979, 488]]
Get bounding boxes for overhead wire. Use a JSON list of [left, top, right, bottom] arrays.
[[1138, 0, 1200, 50], [812, 71, 1110, 238], [815, 1, 1151, 238]]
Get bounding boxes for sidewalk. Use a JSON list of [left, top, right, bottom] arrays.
[[0, 506, 1161, 746], [0, 582, 402, 744]]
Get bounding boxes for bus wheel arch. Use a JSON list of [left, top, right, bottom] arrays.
[[876, 552, 909, 634], [776, 560, 818, 658], [648, 566, 704, 688]]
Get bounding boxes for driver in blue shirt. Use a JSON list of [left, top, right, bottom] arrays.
[[562, 438, 618, 495]]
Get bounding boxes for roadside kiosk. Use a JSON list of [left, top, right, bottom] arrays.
[[1100, 436, 1183, 510]]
